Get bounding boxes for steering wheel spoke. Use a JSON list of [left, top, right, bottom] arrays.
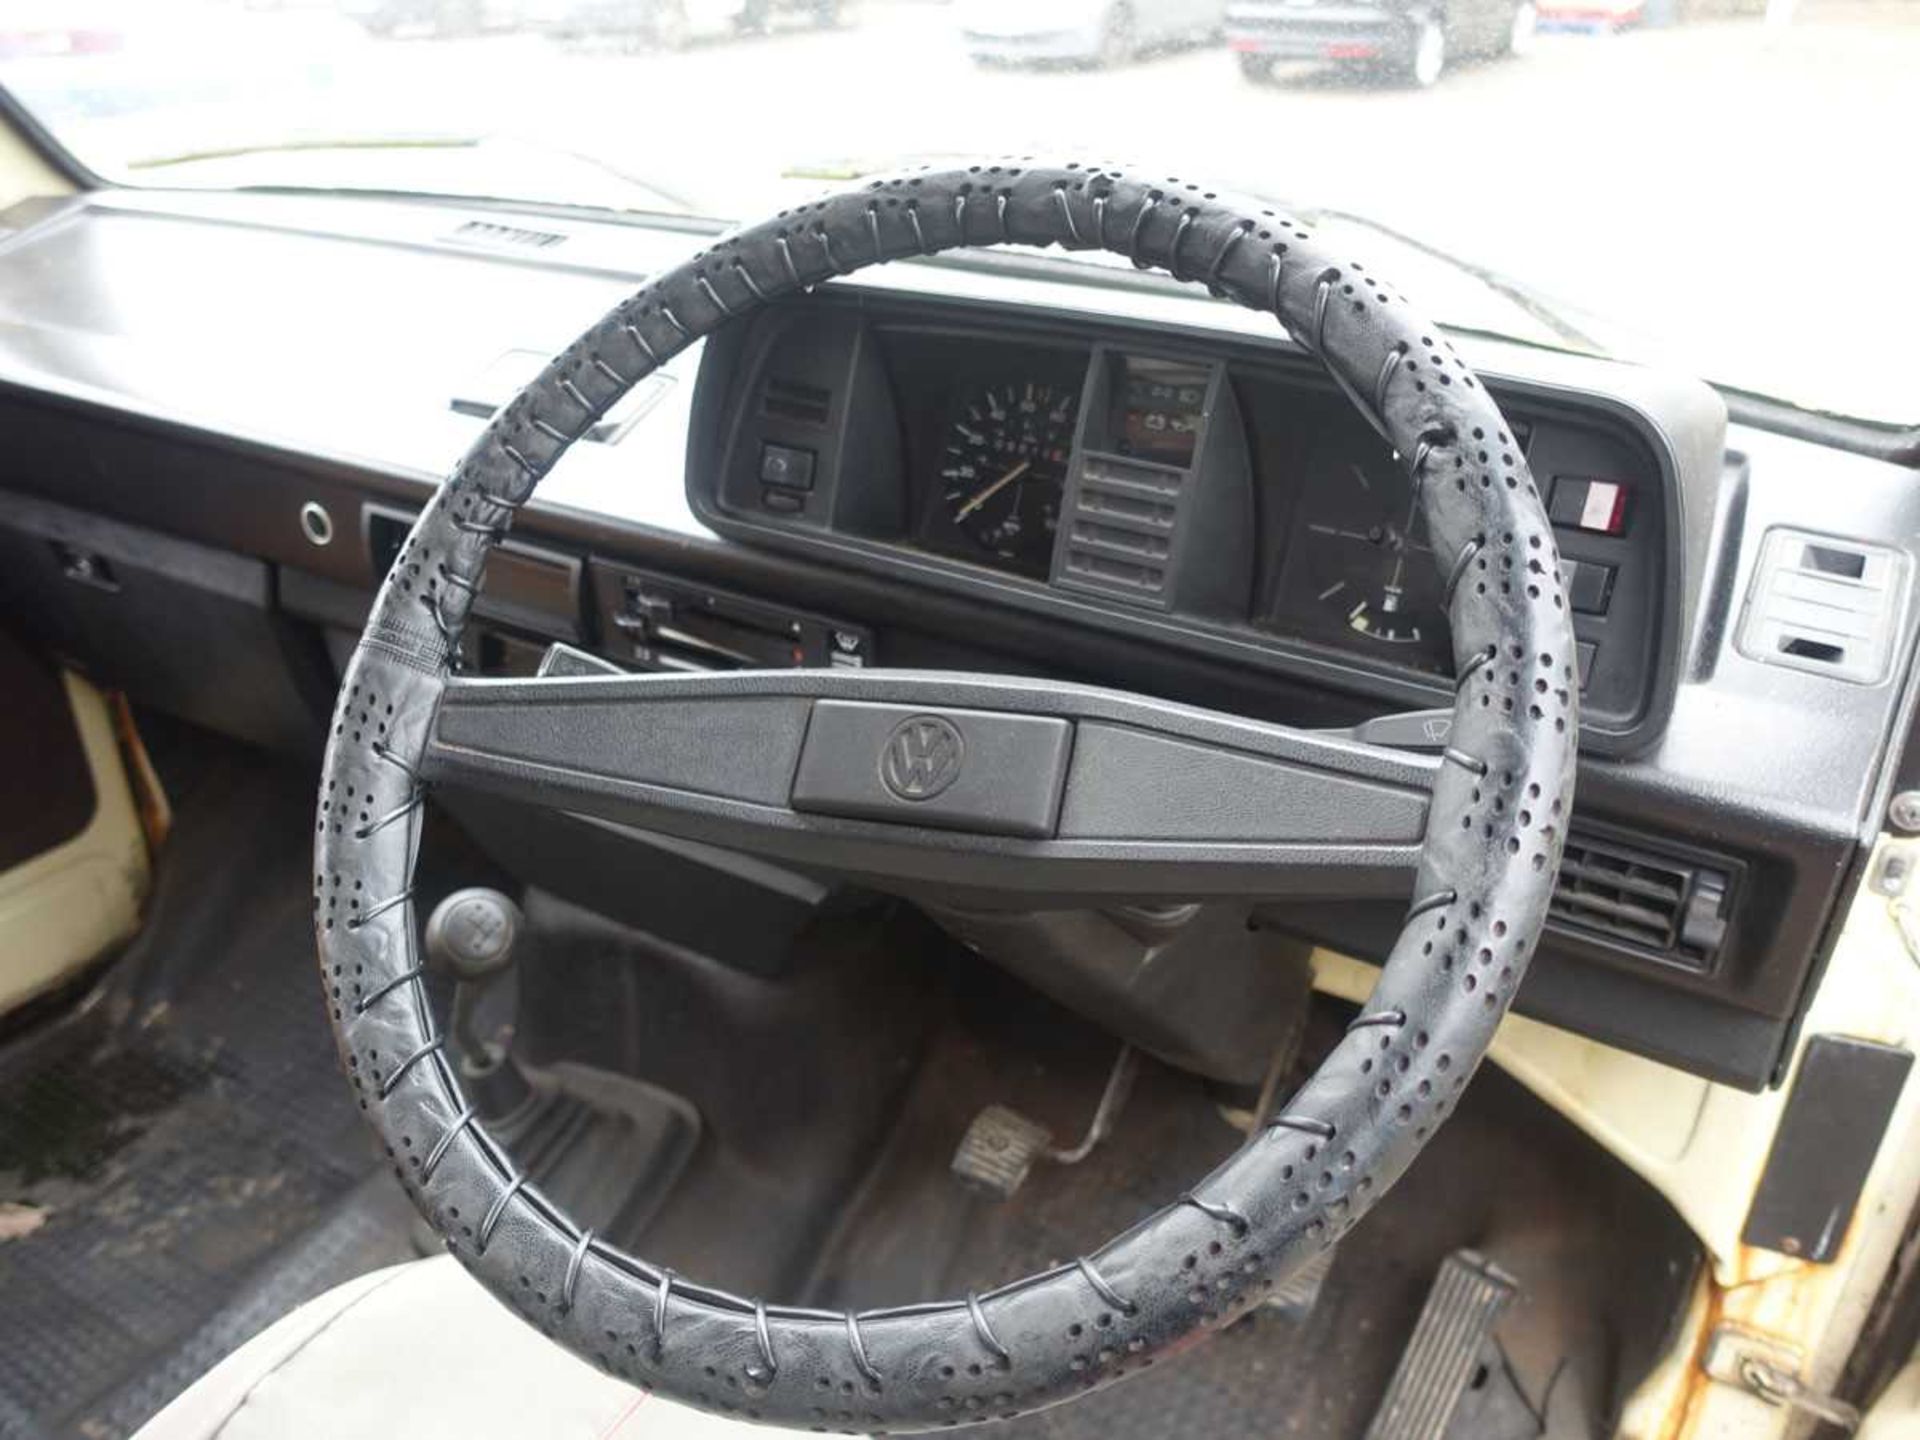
[[421, 668, 1435, 902]]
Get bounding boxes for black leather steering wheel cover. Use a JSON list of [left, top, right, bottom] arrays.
[[315, 161, 1578, 1432]]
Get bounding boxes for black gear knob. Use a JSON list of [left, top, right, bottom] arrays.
[[424, 887, 522, 982], [422, 888, 528, 1117]]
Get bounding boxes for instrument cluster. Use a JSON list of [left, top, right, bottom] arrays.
[[715, 306, 1667, 743], [894, 332, 1464, 677]]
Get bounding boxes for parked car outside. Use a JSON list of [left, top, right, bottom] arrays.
[[0, 1, 134, 61], [1535, 0, 1643, 32], [346, 0, 526, 37], [958, 0, 1223, 67], [1226, 0, 1534, 85], [531, 0, 841, 47]]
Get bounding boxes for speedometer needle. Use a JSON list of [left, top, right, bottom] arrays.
[[954, 459, 1031, 520]]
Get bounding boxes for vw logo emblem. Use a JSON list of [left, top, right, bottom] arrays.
[[879, 714, 965, 801]]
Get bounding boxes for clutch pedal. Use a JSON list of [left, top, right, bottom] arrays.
[[951, 1046, 1138, 1199], [1364, 1250, 1518, 1440]]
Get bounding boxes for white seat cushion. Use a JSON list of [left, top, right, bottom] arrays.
[[132, 1255, 807, 1440]]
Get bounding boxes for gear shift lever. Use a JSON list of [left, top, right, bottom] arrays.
[[409, 887, 703, 1257], [424, 887, 531, 1117]]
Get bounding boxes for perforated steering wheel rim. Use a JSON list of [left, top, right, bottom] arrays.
[[315, 160, 1578, 1433]]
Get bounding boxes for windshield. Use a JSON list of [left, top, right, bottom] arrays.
[[0, 0, 1909, 423]]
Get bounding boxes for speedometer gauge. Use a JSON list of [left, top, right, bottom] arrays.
[[935, 380, 1078, 574]]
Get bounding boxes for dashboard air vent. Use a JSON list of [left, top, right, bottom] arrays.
[[1549, 829, 1735, 974], [1736, 529, 1906, 685], [762, 377, 832, 428], [442, 219, 567, 251], [1055, 455, 1184, 607]]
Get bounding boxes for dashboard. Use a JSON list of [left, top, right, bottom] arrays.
[[0, 187, 1915, 1095], [695, 298, 1703, 755]]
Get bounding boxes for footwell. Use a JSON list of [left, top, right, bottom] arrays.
[[0, 731, 414, 1440]]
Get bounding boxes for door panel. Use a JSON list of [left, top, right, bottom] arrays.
[[0, 630, 148, 1015], [0, 628, 95, 868]]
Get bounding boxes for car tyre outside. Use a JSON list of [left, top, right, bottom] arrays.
[[653, 0, 692, 48], [1095, 3, 1137, 67], [1398, 12, 1446, 86], [1504, 0, 1537, 54], [1236, 50, 1276, 82]]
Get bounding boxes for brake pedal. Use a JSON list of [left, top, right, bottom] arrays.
[[1364, 1250, 1518, 1440], [951, 1046, 1139, 1200], [952, 1105, 1055, 1198]]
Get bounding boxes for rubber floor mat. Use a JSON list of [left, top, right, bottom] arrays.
[[0, 736, 409, 1440], [812, 993, 1701, 1440]]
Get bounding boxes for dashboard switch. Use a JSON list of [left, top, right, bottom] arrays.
[[827, 629, 870, 669], [759, 442, 816, 491], [1560, 558, 1617, 615], [1549, 477, 1629, 535]]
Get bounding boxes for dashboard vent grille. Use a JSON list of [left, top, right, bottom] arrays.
[[1735, 529, 1905, 685], [442, 219, 567, 251], [1549, 829, 1734, 974], [1056, 455, 1184, 606], [762, 377, 832, 428]]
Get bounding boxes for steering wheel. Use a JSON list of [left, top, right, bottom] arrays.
[[316, 161, 1577, 1432]]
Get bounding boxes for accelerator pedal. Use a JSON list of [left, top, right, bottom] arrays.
[[951, 1046, 1139, 1200], [1364, 1250, 1519, 1440]]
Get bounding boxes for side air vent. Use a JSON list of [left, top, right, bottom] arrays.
[[442, 219, 568, 251], [762, 377, 832, 428], [1736, 529, 1906, 685], [1549, 828, 1737, 974], [1055, 455, 1184, 606]]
